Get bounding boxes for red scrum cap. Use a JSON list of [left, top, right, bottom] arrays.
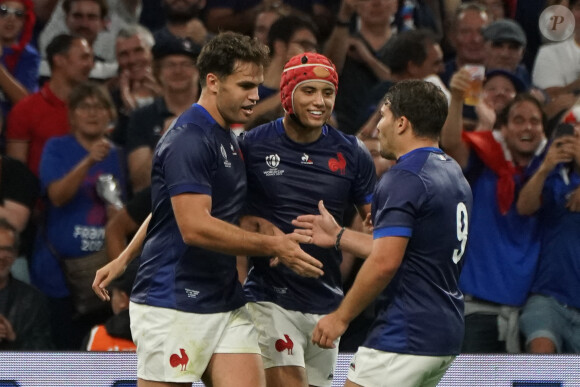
[[280, 53, 339, 116]]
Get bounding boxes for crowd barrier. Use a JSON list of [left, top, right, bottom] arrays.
[[1, 352, 579, 386]]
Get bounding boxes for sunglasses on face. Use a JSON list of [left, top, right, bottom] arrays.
[[0, 5, 25, 19]]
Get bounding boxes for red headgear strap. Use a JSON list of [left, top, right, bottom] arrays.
[[280, 53, 338, 116]]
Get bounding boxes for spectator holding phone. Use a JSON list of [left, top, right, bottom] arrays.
[[517, 116, 580, 354]]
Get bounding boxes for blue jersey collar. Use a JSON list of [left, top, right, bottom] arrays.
[[398, 147, 443, 162]]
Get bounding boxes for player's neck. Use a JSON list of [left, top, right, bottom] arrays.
[[396, 138, 439, 159], [283, 116, 323, 144]]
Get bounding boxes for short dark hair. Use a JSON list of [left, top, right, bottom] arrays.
[[0, 218, 19, 254], [63, 0, 108, 18], [46, 34, 81, 69], [68, 81, 117, 122], [267, 14, 318, 55], [383, 80, 448, 140], [496, 93, 547, 129], [196, 32, 270, 87], [384, 29, 437, 75]]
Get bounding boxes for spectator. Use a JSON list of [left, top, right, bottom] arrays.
[[126, 34, 201, 193], [204, 0, 335, 40], [0, 153, 39, 283], [471, 69, 526, 131], [30, 81, 125, 349], [532, 0, 580, 98], [245, 13, 319, 130], [84, 260, 137, 351], [440, 2, 489, 87], [482, 18, 530, 87], [154, 0, 210, 46], [517, 115, 580, 354], [0, 0, 39, 120], [358, 28, 446, 132], [325, 0, 395, 135], [0, 218, 53, 350], [252, 3, 289, 45], [475, 0, 509, 20], [6, 34, 94, 176], [108, 24, 160, 148], [443, 72, 548, 353], [38, 0, 118, 81]]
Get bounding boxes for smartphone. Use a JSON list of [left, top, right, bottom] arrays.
[[553, 123, 575, 139]]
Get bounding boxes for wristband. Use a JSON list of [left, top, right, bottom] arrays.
[[335, 227, 346, 250]]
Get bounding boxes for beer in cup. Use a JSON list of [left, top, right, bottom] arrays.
[[463, 64, 485, 106]]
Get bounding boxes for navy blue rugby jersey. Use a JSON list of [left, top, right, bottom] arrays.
[[365, 147, 473, 356], [240, 118, 376, 314], [131, 104, 247, 313]]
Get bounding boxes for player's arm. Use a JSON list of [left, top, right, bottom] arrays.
[[293, 200, 373, 258], [172, 193, 324, 277], [93, 213, 151, 301], [312, 236, 408, 348]]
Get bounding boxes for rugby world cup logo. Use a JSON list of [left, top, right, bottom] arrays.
[[266, 154, 280, 169]]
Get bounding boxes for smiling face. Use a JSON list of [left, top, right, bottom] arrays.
[[213, 60, 263, 127], [116, 34, 153, 81], [0, 1, 25, 46], [454, 9, 489, 64], [157, 54, 199, 93], [501, 100, 545, 162], [483, 75, 517, 113], [484, 40, 524, 72], [290, 80, 335, 129]]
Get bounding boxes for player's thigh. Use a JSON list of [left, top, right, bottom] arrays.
[[202, 353, 265, 387], [304, 326, 339, 387], [265, 366, 309, 387], [347, 347, 454, 387], [520, 294, 564, 352], [247, 301, 310, 368], [130, 302, 256, 383]]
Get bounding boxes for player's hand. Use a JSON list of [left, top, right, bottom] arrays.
[[0, 315, 16, 343], [273, 233, 324, 278], [292, 200, 342, 248], [92, 258, 127, 301], [311, 311, 347, 349]]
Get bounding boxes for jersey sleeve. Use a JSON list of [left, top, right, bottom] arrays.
[[372, 169, 428, 239], [352, 137, 376, 205], [158, 123, 215, 197]]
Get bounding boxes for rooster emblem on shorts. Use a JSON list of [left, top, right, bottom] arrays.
[[275, 334, 294, 354], [169, 348, 189, 371], [328, 152, 346, 175]]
